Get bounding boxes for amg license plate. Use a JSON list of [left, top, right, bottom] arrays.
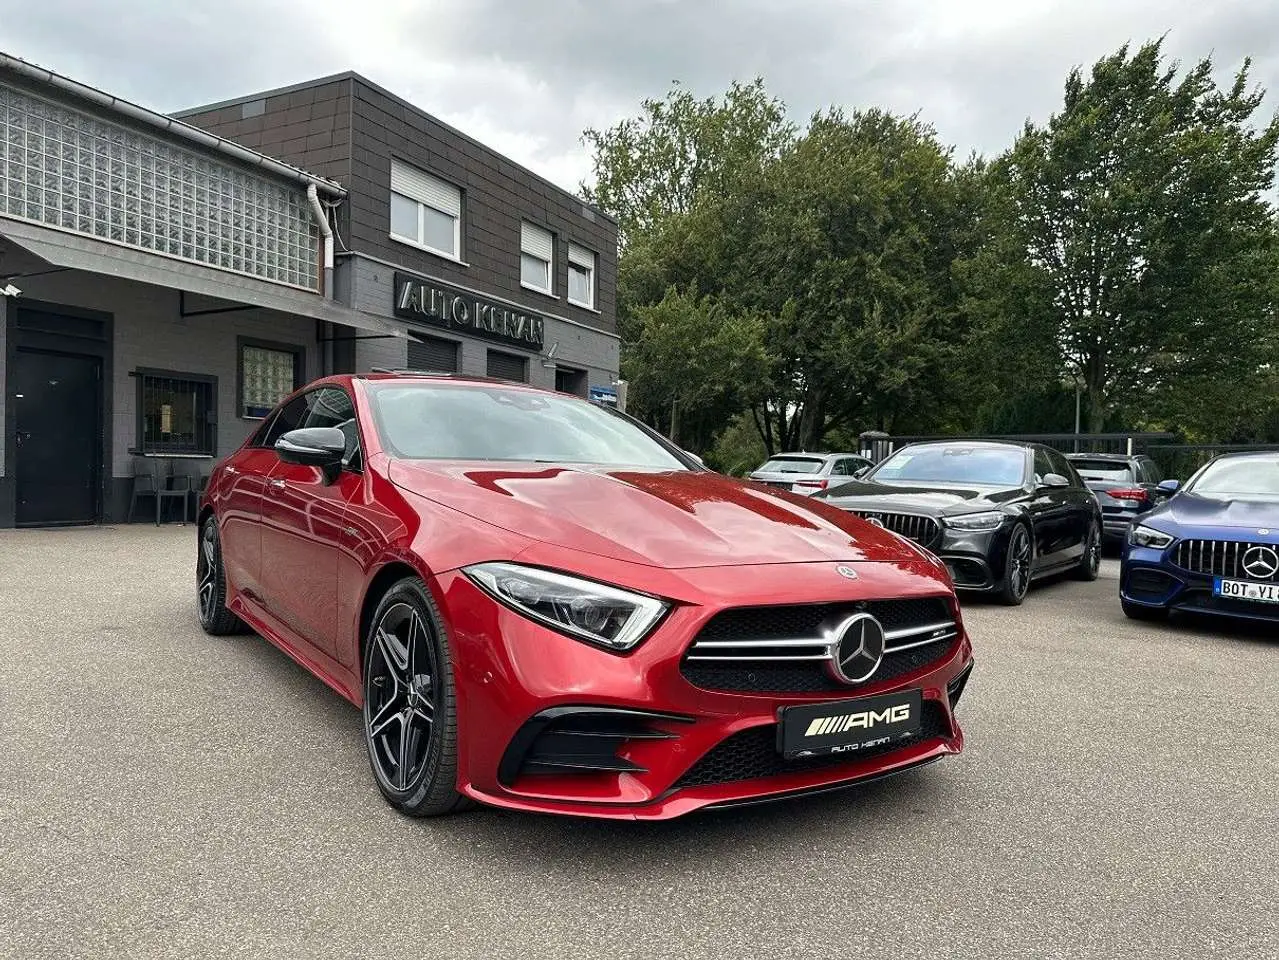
[[1215, 578, 1279, 604], [777, 689, 923, 760]]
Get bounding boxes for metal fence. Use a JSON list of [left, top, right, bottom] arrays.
[[858, 431, 1279, 480]]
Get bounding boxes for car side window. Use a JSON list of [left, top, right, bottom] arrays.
[[1141, 459, 1162, 484], [1046, 449, 1077, 485], [262, 393, 311, 448], [1033, 448, 1054, 484], [304, 386, 362, 470], [831, 459, 851, 476]]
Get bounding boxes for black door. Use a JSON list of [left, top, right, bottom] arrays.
[[13, 349, 102, 526]]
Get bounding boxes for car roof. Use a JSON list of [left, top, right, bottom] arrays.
[[900, 439, 1032, 451], [1065, 452, 1135, 461], [767, 452, 862, 461]]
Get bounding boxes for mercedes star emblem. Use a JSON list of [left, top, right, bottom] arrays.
[[826, 612, 887, 685], [836, 565, 859, 580], [1241, 545, 1279, 580], [864, 514, 885, 528]]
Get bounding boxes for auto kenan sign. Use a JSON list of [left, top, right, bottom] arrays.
[[393, 272, 545, 351]]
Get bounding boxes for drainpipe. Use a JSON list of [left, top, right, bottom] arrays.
[[307, 184, 335, 300]]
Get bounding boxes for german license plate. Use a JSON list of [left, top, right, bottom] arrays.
[[777, 689, 923, 759], [1215, 578, 1279, 603]]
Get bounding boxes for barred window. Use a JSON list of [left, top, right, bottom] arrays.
[[136, 370, 217, 456], [0, 84, 320, 289], [239, 339, 304, 419]]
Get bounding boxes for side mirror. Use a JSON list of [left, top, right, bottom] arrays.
[[1041, 473, 1070, 489], [684, 450, 706, 468], [1157, 479, 1181, 495], [275, 427, 347, 482]]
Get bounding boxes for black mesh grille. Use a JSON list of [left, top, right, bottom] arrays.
[[683, 597, 955, 694], [675, 701, 950, 789], [1127, 569, 1174, 598]]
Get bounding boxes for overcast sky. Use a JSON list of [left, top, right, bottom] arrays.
[[2, 0, 1276, 193]]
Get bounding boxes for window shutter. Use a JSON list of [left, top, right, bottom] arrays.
[[407, 334, 460, 373], [521, 222, 554, 261], [390, 160, 461, 217], [486, 349, 528, 382], [568, 243, 595, 269]]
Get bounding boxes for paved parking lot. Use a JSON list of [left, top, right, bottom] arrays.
[[0, 526, 1275, 960]]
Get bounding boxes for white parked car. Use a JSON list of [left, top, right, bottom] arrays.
[[748, 452, 875, 496]]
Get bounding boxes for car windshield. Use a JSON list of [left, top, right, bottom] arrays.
[[1188, 457, 1279, 497], [367, 382, 689, 468], [1070, 459, 1134, 482], [870, 445, 1027, 486], [756, 457, 824, 474]]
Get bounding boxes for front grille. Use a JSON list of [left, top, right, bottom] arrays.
[[845, 511, 942, 549], [1174, 540, 1279, 582], [681, 597, 958, 694], [675, 700, 950, 789]]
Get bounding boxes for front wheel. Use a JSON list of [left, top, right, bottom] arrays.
[[362, 577, 473, 817], [1073, 521, 1102, 581], [996, 523, 1033, 606], [197, 517, 247, 635]]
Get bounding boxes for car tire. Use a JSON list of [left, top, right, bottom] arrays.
[[1121, 598, 1166, 622], [996, 523, 1033, 606], [362, 577, 475, 817], [196, 516, 248, 636], [1073, 521, 1102, 581]]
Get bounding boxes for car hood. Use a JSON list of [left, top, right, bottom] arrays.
[[1148, 492, 1279, 531], [387, 461, 923, 568], [816, 479, 1025, 516]]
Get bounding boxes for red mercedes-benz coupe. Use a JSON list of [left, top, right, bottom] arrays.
[[197, 372, 974, 819]]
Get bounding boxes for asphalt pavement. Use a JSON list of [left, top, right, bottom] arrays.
[[0, 526, 1275, 960]]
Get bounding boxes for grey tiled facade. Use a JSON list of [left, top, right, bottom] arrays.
[[176, 73, 620, 390]]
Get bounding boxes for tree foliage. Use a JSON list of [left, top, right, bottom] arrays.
[[585, 41, 1279, 457]]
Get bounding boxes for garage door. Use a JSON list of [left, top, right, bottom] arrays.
[[407, 334, 459, 373], [486, 349, 528, 382]]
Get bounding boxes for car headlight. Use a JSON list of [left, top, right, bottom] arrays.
[[943, 511, 1005, 532], [1128, 523, 1174, 549], [463, 562, 669, 652]]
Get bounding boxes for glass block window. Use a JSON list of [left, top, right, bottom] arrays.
[[240, 341, 303, 419], [0, 84, 320, 290]]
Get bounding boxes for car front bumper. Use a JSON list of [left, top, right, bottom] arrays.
[[435, 560, 973, 820], [1121, 545, 1279, 624]]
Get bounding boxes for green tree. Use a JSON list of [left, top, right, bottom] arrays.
[[998, 39, 1279, 431]]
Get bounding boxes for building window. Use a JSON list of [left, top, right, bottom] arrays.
[[0, 86, 319, 290], [487, 349, 528, 383], [407, 333, 460, 373], [520, 222, 554, 294], [239, 339, 304, 419], [135, 370, 217, 456], [390, 159, 462, 260], [568, 243, 596, 309]]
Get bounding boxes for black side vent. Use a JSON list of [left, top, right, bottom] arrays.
[[947, 661, 974, 712], [498, 707, 690, 786]]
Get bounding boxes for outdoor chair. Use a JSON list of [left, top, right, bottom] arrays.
[[126, 458, 165, 525], [171, 460, 210, 523]]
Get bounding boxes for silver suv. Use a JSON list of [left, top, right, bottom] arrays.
[[748, 452, 874, 496]]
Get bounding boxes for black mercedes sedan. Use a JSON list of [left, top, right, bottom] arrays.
[[816, 440, 1103, 604]]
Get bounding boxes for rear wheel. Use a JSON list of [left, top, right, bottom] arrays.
[[1073, 521, 1102, 581], [362, 577, 473, 817], [1122, 598, 1166, 622], [996, 524, 1032, 606], [196, 517, 247, 635]]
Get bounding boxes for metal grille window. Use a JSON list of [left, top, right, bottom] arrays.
[[407, 333, 460, 373], [136, 370, 216, 455], [486, 349, 528, 383], [0, 84, 320, 289], [240, 340, 303, 419]]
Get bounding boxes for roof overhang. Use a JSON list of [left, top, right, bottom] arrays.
[[0, 218, 405, 338]]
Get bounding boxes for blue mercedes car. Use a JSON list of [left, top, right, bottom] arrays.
[[1120, 451, 1279, 624]]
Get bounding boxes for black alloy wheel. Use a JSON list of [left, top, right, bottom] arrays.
[[362, 578, 472, 817], [997, 523, 1033, 606], [197, 517, 246, 635], [1074, 521, 1102, 581]]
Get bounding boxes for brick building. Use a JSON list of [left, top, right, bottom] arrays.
[[0, 52, 618, 527]]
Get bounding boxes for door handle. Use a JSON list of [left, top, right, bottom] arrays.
[[15, 430, 30, 447]]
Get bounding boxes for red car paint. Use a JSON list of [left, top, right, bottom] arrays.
[[201, 374, 973, 819]]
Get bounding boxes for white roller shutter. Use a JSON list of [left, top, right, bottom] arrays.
[[391, 160, 461, 217], [521, 222, 554, 260], [568, 243, 595, 269]]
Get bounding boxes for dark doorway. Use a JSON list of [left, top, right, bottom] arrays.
[[555, 366, 587, 397], [13, 349, 103, 526]]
